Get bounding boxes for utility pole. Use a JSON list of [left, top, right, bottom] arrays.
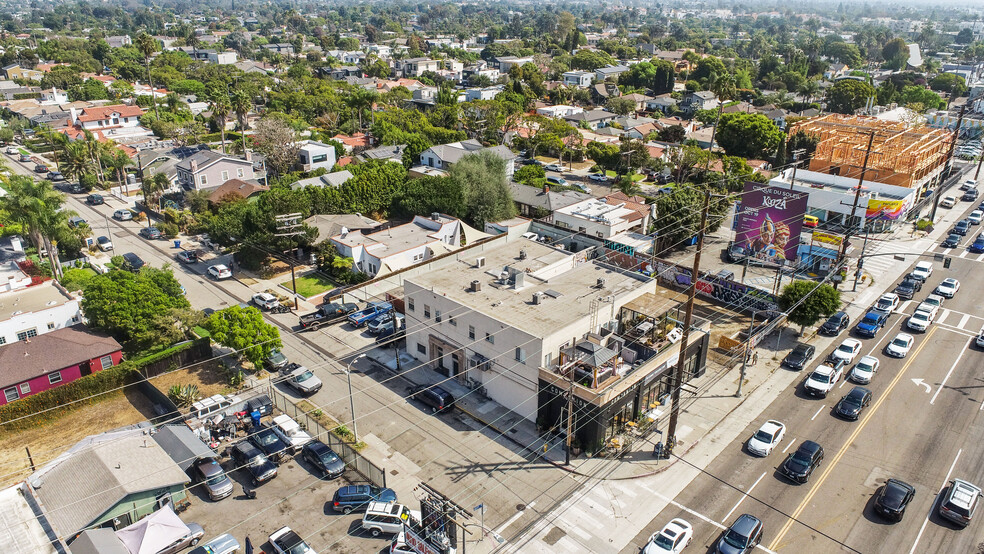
[[273, 213, 304, 310], [931, 105, 966, 222], [788, 148, 807, 190], [736, 310, 757, 398], [665, 189, 711, 456], [837, 131, 875, 284], [564, 379, 574, 465], [975, 135, 983, 181]]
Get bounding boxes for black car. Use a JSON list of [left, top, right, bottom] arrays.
[[301, 440, 346, 479], [893, 278, 922, 300], [942, 233, 962, 248], [34, 164, 48, 173], [230, 441, 277, 486], [715, 513, 763, 554], [139, 226, 162, 240], [408, 385, 455, 414], [249, 425, 290, 463], [86, 193, 104, 205], [121, 253, 145, 272], [954, 219, 971, 236], [874, 479, 916, 522], [781, 440, 824, 483], [835, 386, 872, 420], [819, 312, 850, 336], [66, 182, 85, 194], [963, 189, 979, 201], [727, 243, 749, 263], [783, 344, 816, 370]]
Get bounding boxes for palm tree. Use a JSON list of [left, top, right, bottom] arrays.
[[140, 172, 170, 227], [36, 125, 66, 171], [103, 149, 134, 195], [136, 32, 160, 120], [798, 80, 821, 105], [709, 72, 737, 102], [0, 176, 70, 279], [61, 141, 94, 183], [231, 87, 252, 154], [210, 96, 231, 154], [81, 130, 107, 186]]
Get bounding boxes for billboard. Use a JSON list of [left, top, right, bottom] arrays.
[[810, 230, 844, 248], [866, 198, 909, 220], [736, 183, 809, 263]]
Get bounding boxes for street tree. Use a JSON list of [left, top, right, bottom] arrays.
[[778, 280, 841, 335], [605, 96, 637, 116], [0, 176, 70, 278], [715, 112, 785, 159], [881, 38, 909, 70], [202, 304, 282, 367], [135, 33, 160, 120]]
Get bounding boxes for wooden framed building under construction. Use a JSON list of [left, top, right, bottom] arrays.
[[787, 114, 953, 191]]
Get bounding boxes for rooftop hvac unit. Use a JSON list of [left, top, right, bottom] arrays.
[[513, 272, 526, 289], [431, 212, 442, 221], [476, 256, 486, 268], [532, 291, 543, 304], [519, 249, 527, 260], [596, 277, 607, 288], [499, 270, 510, 284], [470, 280, 481, 292]]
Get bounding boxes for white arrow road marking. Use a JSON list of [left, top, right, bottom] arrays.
[[911, 378, 932, 394]]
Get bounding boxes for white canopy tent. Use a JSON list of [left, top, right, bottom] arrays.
[[114, 505, 190, 554]]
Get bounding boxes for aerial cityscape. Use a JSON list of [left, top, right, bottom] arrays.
[[0, 0, 982, 553]]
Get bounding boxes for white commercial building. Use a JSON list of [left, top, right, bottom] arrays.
[[330, 214, 465, 278]]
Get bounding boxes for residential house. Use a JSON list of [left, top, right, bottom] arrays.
[[0, 484, 59, 553], [207, 50, 238, 64], [824, 63, 850, 80], [680, 91, 719, 114], [621, 93, 654, 112], [462, 63, 500, 83], [416, 139, 516, 177], [330, 214, 465, 278], [0, 325, 123, 406], [564, 109, 617, 130], [625, 122, 662, 141], [105, 35, 132, 48], [39, 87, 68, 105], [465, 86, 502, 101], [304, 213, 380, 241], [27, 431, 190, 538], [261, 43, 295, 55], [331, 132, 373, 153], [591, 83, 621, 103], [595, 65, 629, 82], [175, 150, 255, 191], [357, 144, 407, 164], [398, 58, 441, 78], [551, 196, 650, 239], [290, 170, 353, 190], [207, 179, 269, 203], [508, 182, 592, 218], [495, 56, 534, 73], [330, 66, 364, 80], [562, 70, 594, 88], [1, 64, 43, 81], [536, 105, 584, 118], [0, 272, 82, 342], [64, 104, 153, 144], [297, 140, 338, 171]]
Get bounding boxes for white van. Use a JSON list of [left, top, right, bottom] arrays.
[[189, 394, 242, 420], [362, 502, 420, 537]]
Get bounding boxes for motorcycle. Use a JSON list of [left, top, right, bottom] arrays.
[[270, 304, 291, 314]]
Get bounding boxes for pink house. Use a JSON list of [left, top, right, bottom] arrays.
[[0, 326, 123, 405]]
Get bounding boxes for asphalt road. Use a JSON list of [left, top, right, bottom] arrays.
[[3, 154, 585, 553], [622, 200, 984, 554]]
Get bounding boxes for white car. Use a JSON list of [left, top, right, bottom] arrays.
[[873, 293, 900, 314], [747, 420, 786, 457], [96, 236, 113, 251], [113, 209, 133, 221], [207, 264, 232, 280], [544, 163, 563, 172], [906, 309, 934, 332], [589, 173, 609, 182], [269, 527, 314, 554], [850, 356, 880, 385], [920, 294, 945, 311], [977, 326, 984, 348], [969, 210, 983, 225], [5, 146, 17, 155], [885, 333, 915, 358], [804, 364, 844, 398], [252, 292, 279, 310], [643, 518, 693, 554], [829, 338, 863, 364], [935, 277, 960, 298], [271, 414, 313, 453], [941, 196, 957, 208], [961, 179, 977, 191]]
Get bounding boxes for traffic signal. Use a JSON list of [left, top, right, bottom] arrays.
[[944, 257, 952, 269]]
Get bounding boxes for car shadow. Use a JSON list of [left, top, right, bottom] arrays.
[[861, 487, 902, 526]]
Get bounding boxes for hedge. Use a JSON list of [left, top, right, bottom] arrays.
[[0, 361, 140, 433], [131, 340, 194, 367]]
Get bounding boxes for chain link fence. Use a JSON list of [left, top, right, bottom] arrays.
[[267, 386, 386, 488]]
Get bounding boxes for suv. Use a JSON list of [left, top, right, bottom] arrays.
[[192, 457, 233, 501], [715, 514, 763, 554], [781, 440, 824, 483], [362, 501, 420, 537], [909, 261, 934, 282], [230, 441, 277, 486], [282, 365, 323, 396], [331, 485, 398, 514], [954, 219, 972, 236], [783, 344, 815, 370], [803, 363, 844, 398], [939, 479, 982, 527], [819, 312, 850, 336], [855, 311, 889, 338], [893, 277, 922, 300], [249, 425, 290, 462], [408, 385, 455, 414], [121, 253, 146, 272]]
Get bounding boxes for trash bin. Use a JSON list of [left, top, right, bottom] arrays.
[[173, 240, 181, 248]]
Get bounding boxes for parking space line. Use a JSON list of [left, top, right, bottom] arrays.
[[725, 472, 766, 522], [930, 337, 971, 405], [937, 309, 951, 325], [958, 314, 970, 330], [909, 449, 962, 554], [898, 300, 912, 313], [782, 439, 796, 453], [811, 406, 825, 421]]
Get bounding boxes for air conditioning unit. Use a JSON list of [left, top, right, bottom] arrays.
[[596, 277, 607, 288], [470, 280, 481, 292], [476, 256, 486, 268], [519, 249, 527, 260], [532, 291, 543, 304]]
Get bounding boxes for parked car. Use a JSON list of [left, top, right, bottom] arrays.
[[34, 164, 48, 173], [746, 420, 785, 457], [65, 182, 85, 194], [187, 534, 239, 554], [849, 356, 880, 385], [940, 196, 956, 208], [265, 349, 289, 371], [835, 386, 872, 420], [331, 485, 398, 514], [5, 145, 18, 155], [942, 233, 962, 248], [47, 171, 65, 181], [230, 441, 277, 485], [781, 440, 824, 483], [252, 292, 280, 310], [408, 384, 455, 413], [544, 163, 563, 172], [954, 219, 971, 236], [783, 344, 815, 370], [113, 208, 133, 221], [363, 501, 421, 537], [19, 153, 31, 162], [874, 479, 916, 522], [298, 301, 360, 330], [268, 527, 314, 554], [157, 522, 205, 554], [726, 244, 749, 263], [86, 193, 104, 205], [176, 250, 198, 264], [270, 414, 313, 453], [207, 264, 232, 280], [960, 179, 978, 191], [873, 293, 900, 314], [969, 210, 984, 225], [643, 518, 693, 554], [139, 226, 162, 239], [572, 182, 591, 193], [192, 457, 233, 501], [939, 479, 982, 527], [589, 173, 609, 182], [854, 311, 889, 339], [893, 277, 922, 300], [715, 514, 763, 554], [249, 425, 290, 463], [884, 333, 915, 358], [68, 216, 86, 228], [121, 252, 145, 272], [818, 312, 850, 336], [282, 365, 323, 396], [367, 313, 405, 335], [347, 302, 393, 327], [963, 189, 979, 201], [96, 236, 113, 251], [545, 175, 568, 187], [301, 439, 345, 479]]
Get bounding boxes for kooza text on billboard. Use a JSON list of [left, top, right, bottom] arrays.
[[736, 183, 809, 263]]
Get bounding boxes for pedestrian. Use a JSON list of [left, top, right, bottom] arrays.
[[752, 352, 758, 366]]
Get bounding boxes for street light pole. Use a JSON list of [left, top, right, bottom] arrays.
[[346, 353, 366, 442]]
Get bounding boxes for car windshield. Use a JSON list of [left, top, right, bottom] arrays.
[[862, 315, 878, 325], [912, 313, 928, 321], [856, 360, 873, 372], [247, 455, 268, 468], [723, 529, 750, 548], [837, 344, 854, 354], [257, 433, 280, 446], [652, 533, 675, 549], [205, 473, 228, 486], [296, 371, 314, 382], [846, 391, 866, 404], [811, 371, 832, 384], [753, 430, 775, 443], [320, 449, 340, 463], [892, 338, 908, 348]]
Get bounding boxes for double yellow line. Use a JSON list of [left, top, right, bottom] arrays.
[[768, 327, 938, 551]]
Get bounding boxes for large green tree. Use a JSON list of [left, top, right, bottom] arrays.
[[0, 176, 71, 278], [778, 280, 841, 335], [826, 79, 876, 114], [448, 150, 517, 228], [391, 176, 466, 219], [928, 73, 967, 96], [203, 305, 282, 367], [881, 38, 909, 71], [715, 112, 785, 160]]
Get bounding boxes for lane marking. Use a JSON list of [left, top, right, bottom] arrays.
[[839, 379, 848, 389], [909, 449, 962, 554], [937, 309, 951, 325], [929, 334, 971, 404], [811, 405, 825, 421], [898, 300, 913, 313], [769, 327, 938, 550], [725, 472, 767, 522], [942, 248, 952, 255], [959, 249, 969, 258], [782, 439, 796, 454], [958, 314, 970, 329]]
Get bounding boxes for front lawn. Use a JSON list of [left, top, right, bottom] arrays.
[[281, 274, 335, 298]]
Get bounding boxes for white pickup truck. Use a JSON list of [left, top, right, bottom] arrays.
[[804, 364, 844, 398], [270, 414, 312, 454]]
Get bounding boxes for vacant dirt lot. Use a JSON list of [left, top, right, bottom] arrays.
[[0, 389, 154, 487], [152, 360, 236, 399]]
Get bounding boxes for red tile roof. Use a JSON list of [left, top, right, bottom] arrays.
[[76, 104, 144, 123]]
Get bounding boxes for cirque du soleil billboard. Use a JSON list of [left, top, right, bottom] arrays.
[[736, 183, 809, 264]]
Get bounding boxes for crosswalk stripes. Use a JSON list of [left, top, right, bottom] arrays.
[[959, 314, 970, 329], [943, 248, 953, 255], [938, 309, 951, 325], [898, 300, 913, 313], [977, 254, 984, 262], [959, 250, 969, 258]]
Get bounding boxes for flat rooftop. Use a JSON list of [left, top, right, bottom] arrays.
[[555, 198, 637, 223], [0, 281, 74, 321], [406, 238, 655, 336], [333, 216, 457, 259]]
